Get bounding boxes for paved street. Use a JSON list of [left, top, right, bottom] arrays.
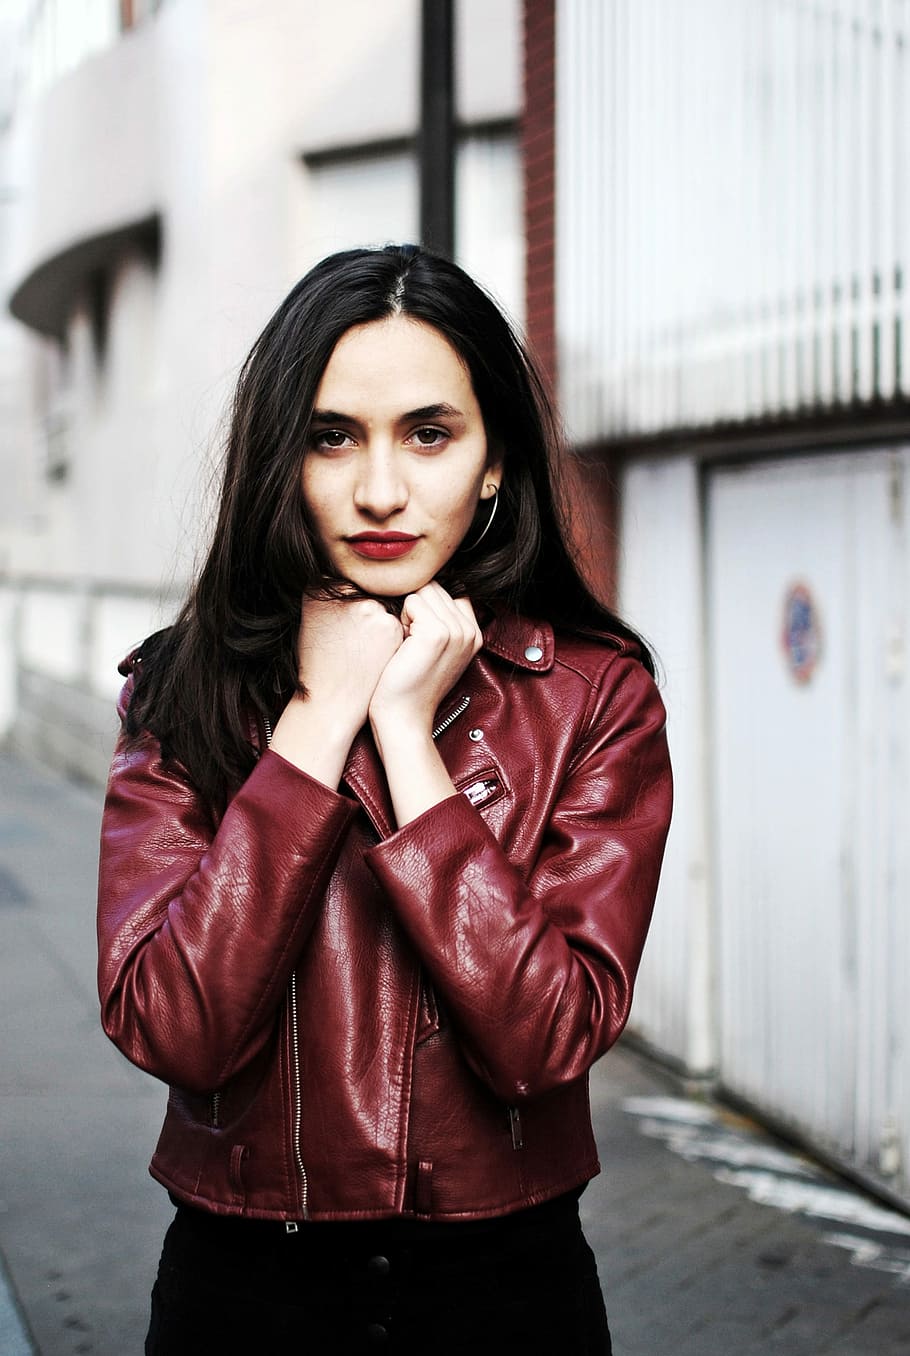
[[1, 748, 909, 1355]]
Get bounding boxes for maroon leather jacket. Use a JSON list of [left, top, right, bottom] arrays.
[[97, 611, 672, 1223]]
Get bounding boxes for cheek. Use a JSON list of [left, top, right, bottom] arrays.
[[300, 468, 331, 528]]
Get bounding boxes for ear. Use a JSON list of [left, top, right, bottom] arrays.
[[482, 443, 504, 496]]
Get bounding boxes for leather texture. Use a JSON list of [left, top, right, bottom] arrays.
[[97, 610, 672, 1222]]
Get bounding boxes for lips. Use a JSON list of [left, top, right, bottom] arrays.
[[346, 533, 419, 560]]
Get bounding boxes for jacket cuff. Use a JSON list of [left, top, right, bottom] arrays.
[[255, 747, 358, 823], [363, 791, 495, 903]]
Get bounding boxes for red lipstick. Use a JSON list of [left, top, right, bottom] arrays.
[[346, 532, 419, 560]]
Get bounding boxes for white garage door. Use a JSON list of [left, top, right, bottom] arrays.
[[707, 448, 910, 1199]]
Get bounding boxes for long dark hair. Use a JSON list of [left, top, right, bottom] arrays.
[[127, 244, 653, 811]]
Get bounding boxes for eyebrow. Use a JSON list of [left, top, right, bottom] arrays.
[[310, 403, 465, 425]]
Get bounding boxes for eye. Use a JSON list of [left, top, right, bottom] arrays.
[[410, 426, 449, 448], [311, 428, 352, 451]]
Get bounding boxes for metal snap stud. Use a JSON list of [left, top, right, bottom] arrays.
[[468, 728, 484, 742], [524, 645, 544, 662]]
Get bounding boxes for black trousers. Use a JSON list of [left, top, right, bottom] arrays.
[[146, 1193, 613, 1355]]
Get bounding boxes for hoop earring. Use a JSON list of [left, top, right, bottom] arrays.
[[466, 485, 499, 550]]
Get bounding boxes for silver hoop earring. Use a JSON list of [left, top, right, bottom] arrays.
[[467, 485, 499, 549]]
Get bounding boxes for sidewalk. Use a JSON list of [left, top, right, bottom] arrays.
[[1, 748, 908, 1355]]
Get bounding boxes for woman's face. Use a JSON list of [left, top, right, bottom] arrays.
[[301, 315, 501, 597]]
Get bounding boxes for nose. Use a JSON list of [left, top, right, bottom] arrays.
[[353, 447, 408, 520]]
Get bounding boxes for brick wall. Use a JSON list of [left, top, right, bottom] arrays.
[[523, 0, 619, 604], [522, 0, 556, 387]]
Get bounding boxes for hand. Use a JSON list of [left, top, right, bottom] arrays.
[[270, 595, 404, 786], [369, 584, 482, 738], [297, 595, 405, 729]]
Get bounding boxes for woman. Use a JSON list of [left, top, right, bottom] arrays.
[[97, 244, 672, 1355]]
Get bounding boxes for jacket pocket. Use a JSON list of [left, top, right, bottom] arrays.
[[455, 765, 507, 811], [229, 1143, 250, 1207], [416, 971, 443, 1044]]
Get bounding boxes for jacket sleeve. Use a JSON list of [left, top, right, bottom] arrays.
[[97, 698, 359, 1093], [364, 654, 672, 1102]]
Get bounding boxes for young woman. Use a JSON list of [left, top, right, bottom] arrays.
[[97, 244, 672, 1355]]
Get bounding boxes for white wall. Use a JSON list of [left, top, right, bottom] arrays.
[[619, 454, 714, 1075]]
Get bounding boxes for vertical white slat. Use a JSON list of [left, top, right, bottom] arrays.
[[667, 0, 685, 430], [571, 0, 586, 436], [743, 0, 762, 418], [856, 0, 877, 400], [579, 0, 594, 437], [876, 1, 897, 396], [616, 0, 631, 434], [593, 0, 609, 438], [780, 0, 800, 412], [588, 0, 601, 439], [648, 0, 662, 430], [571, 0, 589, 439], [598, 0, 614, 438], [654, 0, 667, 429], [795, 0, 813, 409], [687, 0, 705, 427], [718, 0, 737, 423], [896, 0, 910, 395], [726, 0, 747, 423], [664, 0, 682, 430], [834, 0, 854, 400], [634, 0, 648, 428], [555, 0, 576, 435], [817, 1, 837, 405], [620, 0, 634, 431], [706, 0, 723, 423], [640, 0, 656, 431], [700, 0, 717, 427], [758, 1, 778, 417]]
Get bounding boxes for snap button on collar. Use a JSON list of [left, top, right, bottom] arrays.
[[524, 644, 544, 662], [468, 728, 484, 742]]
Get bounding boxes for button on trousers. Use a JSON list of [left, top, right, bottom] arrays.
[[145, 1197, 613, 1355]]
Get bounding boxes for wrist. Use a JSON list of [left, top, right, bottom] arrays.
[[270, 693, 363, 786], [369, 702, 434, 750], [285, 698, 358, 743]]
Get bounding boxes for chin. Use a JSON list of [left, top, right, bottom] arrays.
[[341, 567, 437, 598]]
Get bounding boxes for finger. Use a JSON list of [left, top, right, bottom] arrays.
[[400, 590, 443, 633], [412, 584, 475, 637], [410, 585, 455, 629], [451, 596, 479, 628]]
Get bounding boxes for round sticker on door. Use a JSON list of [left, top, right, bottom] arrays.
[[782, 582, 821, 684]]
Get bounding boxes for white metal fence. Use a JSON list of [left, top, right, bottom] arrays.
[[556, 0, 910, 443]]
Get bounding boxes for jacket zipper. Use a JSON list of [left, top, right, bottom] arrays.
[[261, 713, 309, 1225], [280, 698, 469, 1229], [432, 694, 470, 739], [211, 1092, 220, 1127], [288, 970, 310, 1222]]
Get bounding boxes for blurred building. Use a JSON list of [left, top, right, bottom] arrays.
[[0, 0, 523, 779], [2, 0, 909, 1213]]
